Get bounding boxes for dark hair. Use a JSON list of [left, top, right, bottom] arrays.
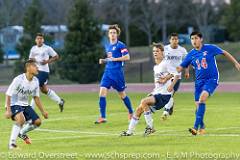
[[190, 31, 203, 38], [36, 33, 44, 37], [108, 24, 121, 36], [152, 42, 164, 51], [170, 32, 178, 38]]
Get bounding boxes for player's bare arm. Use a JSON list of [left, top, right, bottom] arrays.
[[176, 66, 184, 73], [167, 75, 180, 92], [99, 54, 130, 64], [184, 67, 190, 79], [222, 50, 240, 71], [41, 55, 59, 65], [112, 54, 130, 62], [4, 95, 12, 119], [158, 74, 173, 84], [34, 96, 48, 119]]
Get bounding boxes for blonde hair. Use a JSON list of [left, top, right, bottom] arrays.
[[152, 42, 164, 51]]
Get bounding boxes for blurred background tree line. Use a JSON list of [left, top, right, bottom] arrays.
[[0, 0, 239, 83]]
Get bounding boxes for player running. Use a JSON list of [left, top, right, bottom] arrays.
[[95, 24, 134, 124], [120, 43, 179, 136], [177, 31, 240, 135], [5, 60, 48, 149], [29, 33, 65, 112], [161, 33, 189, 120]]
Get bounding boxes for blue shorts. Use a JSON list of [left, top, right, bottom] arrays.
[[150, 94, 171, 112], [100, 69, 126, 92], [195, 79, 218, 101], [11, 105, 40, 122], [36, 71, 49, 87]]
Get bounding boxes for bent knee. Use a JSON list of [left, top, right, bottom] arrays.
[[33, 119, 41, 127]]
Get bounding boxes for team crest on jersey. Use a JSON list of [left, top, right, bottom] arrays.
[[112, 46, 116, 50], [203, 51, 208, 56]]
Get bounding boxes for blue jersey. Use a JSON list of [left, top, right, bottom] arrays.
[[105, 41, 129, 70], [180, 44, 223, 81]]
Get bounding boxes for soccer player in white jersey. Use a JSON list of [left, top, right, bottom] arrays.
[[29, 33, 65, 112], [5, 60, 48, 150], [120, 43, 179, 136], [161, 33, 189, 120]]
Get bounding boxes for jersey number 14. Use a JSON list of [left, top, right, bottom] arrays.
[[196, 58, 208, 70]]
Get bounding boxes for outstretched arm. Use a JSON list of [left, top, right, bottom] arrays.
[[222, 50, 240, 71]]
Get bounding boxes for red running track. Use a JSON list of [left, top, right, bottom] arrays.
[[0, 82, 239, 93]]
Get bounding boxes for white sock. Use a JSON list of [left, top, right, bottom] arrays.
[[144, 111, 153, 128], [47, 89, 61, 104], [20, 123, 38, 135], [9, 124, 21, 145], [30, 99, 35, 109], [164, 97, 174, 110], [127, 115, 139, 134]]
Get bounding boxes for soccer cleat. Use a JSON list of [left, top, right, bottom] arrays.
[[9, 144, 20, 150], [198, 129, 206, 135], [94, 117, 107, 124], [188, 128, 197, 136], [120, 131, 133, 136], [143, 126, 156, 136], [18, 134, 32, 144], [128, 113, 133, 120], [59, 99, 65, 112], [161, 111, 169, 121]]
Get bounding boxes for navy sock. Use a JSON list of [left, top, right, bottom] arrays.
[[122, 96, 133, 114], [99, 97, 106, 118], [194, 103, 206, 130]]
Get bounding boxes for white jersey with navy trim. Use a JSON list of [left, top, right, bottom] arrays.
[[151, 60, 178, 95], [6, 74, 40, 107], [29, 44, 57, 73], [164, 44, 187, 79]]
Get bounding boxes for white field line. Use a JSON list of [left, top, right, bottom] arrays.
[[36, 128, 118, 136], [31, 132, 240, 141]]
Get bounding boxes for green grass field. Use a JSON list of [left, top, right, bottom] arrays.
[[0, 92, 240, 160]]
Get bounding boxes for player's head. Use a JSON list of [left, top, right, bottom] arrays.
[[108, 24, 121, 42], [152, 42, 164, 61], [190, 31, 203, 49], [25, 59, 38, 75], [169, 33, 179, 48], [35, 33, 44, 47]]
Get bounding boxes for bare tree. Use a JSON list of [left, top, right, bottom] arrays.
[[92, 0, 131, 46], [188, 0, 226, 42], [0, 0, 31, 27]]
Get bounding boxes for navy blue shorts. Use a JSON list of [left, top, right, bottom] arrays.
[[11, 105, 40, 122], [195, 79, 218, 101], [150, 94, 171, 112], [36, 71, 49, 87], [100, 69, 126, 92]]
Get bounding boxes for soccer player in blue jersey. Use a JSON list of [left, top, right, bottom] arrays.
[[177, 31, 240, 135], [95, 24, 134, 124]]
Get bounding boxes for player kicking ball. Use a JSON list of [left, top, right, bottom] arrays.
[[161, 33, 189, 120], [177, 31, 240, 135], [5, 60, 48, 150], [120, 43, 179, 136]]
